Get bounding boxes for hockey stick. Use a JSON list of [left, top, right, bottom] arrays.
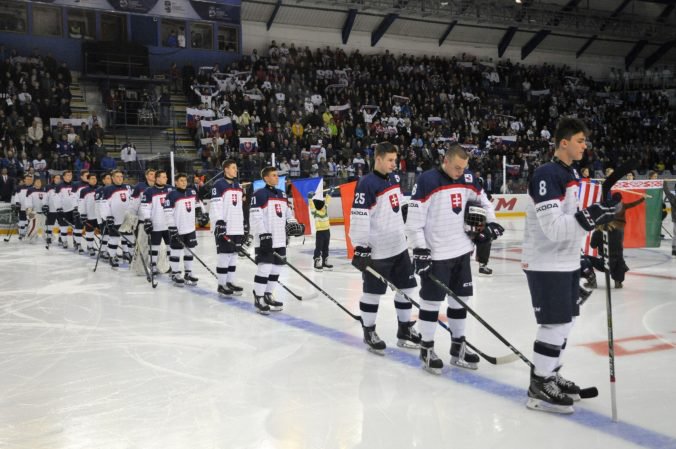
[[602, 230, 618, 422], [222, 235, 304, 301], [93, 223, 108, 272], [178, 240, 219, 281], [364, 266, 519, 365], [273, 251, 362, 322], [427, 273, 599, 398], [4, 209, 16, 242], [117, 231, 153, 286], [148, 232, 156, 288], [662, 224, 673, 239]]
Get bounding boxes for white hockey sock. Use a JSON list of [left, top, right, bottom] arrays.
[[217, 253, 230, 286], [226, 253, 238, 284], [394, 288, 415, 323], [150, 245, 161, 267], [108, 236, 119, 257], [418, 299, 441, 342], [359, 293, 380, 328], [73, 228, 82, 247], [170, 248, 182, 273], [556, 318, 575, 369], [19, 220, 26, 235], [265, 264, 282, 295], [446, 295, 470, 339], [183, 251, 194, 273], [254, 263, 272, 296], [533, 323, 572, 378]]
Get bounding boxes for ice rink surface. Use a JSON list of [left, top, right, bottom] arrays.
[[1, 217, 675, 449]]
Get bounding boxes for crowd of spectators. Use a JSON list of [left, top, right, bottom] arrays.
[[0, 47, 113, 185], [181, 41, 674, 192]]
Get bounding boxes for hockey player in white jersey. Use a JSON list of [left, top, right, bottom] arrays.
[[131, 169, 156, 216], [522, 117, 618, 414], [25, 177, 46, 241], [45, 174, 62, 248], [95, 172, 112, 260], [349, 142, 421, 354], [164, 173, 203, 286], [77, 173, 99, 256], [210, 160, 246, 297], [15, 174, 33, 240], [249, 166, 292, 314], [140, 170, 173, 275], [100, 170, 134, 268], [55, 170, 75, 249], [71, 170, 90, 254], [406, 144, 503, 373]]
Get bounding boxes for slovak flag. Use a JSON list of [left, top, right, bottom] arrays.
[[290, 177, 323, 235], [579, 179, 602, 256]]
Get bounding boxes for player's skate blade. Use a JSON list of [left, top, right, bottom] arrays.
[[526, 397, 574, 414]]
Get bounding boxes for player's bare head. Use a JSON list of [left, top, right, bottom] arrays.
[[554, 117, 588, 163], [145, 169, 156, 184], [111, 170, 123, 185], [443, 144, 469, 180], [223, 159, 238, 179], [24, 173, 33, 183], [175, 173, 188, 189], [53, 174, 61, 184], [33, 178, 43, 188], [102, 172, 112, 185], [155, 170, 168, 186], [80, 169, 89, 180], [62, 170, 73, 182], [261, 166, 278, 187], [374, 142, 398, 174], [87, 173, 97, 185]]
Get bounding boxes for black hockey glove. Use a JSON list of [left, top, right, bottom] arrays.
[[197, 212, 210, 228], [41, 205, 49, 215], [484, 222, 505, 240], [412, 248, 432, 278], [575, 195, 620, 232], [11, 203, 19, 214], [351, 246, 372, 272], [143, 219, 153, 234], [259, 233, 273, 254], [105, 216, 115, 229], [214, 220, 227, 239], [168, 226, 179, 244]]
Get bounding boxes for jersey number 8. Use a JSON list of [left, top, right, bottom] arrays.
[[539, 180, 547, 196]]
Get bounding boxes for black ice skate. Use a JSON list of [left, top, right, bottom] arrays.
[[264, 293, 283, 312], [420, 340, 443, 374], [218, 284, 234, 297], [109, 256, 120, 269], [362, 325, 386, 355], [88, 249, 96, 257], [396, 320, 421, 349], [151, 265, 161, 276], [553, 367, 581, 401], [322, 258, 333, 270], [583, 273, 597, 289], [253, 290, 270, 315], [527, 373, 574, 414], [226, 282, 243, 296], [184, 271, 198, 286], [171, 272, 185, 287], [478, 264, 493, 277], [45, 237, 51, 249], [450, 337, 480, 370], [78, 246, 85, 254], [122, 252, 133, 263], [101, 252, 110, 260], [313, 258, 323, 272]]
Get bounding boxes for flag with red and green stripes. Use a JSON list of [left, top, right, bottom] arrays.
[[612, 180, 664, 248]]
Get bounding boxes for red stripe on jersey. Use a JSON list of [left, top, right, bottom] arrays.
[[418, 183, 480, 203], [375, 184, 400, 198], [258, 197, 287, 209]]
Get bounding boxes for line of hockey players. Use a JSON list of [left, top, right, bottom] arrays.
[[8, 122, 614, 416]]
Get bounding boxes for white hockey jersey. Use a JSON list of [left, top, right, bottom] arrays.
[[27, 187, 47, 212], [349, 171, 407, 260], [522, 161, 586, 272], [407, 168, 496, 261], [16, 185, 31, 210], [210, 178, 245, 236], [46, 182, 61, 213], [94, 186, 107, 223], [78, 185, 98, 218], [140, 185, 173, 231], [71, 181, 88, 212], [55, 182, 75, 212], [249, 185, 292, 249], [100, 183, 133, 225], [164, 187, 201, 235], [131, 182, 149, 216]]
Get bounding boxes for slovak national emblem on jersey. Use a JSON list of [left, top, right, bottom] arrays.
[[185, 201, 192, 212], [275, 203, 282, 217], [450, 193, 463, 215], [231, 193, 238, 206], [120, 193, 127, 202], [389, 194, 400, 213]]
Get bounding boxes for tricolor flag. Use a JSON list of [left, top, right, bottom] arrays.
[[339, 181, 357, 259], [579, 179, 602, 256], [290, 178, 324, 235], [612, 180, 663, 248], [239, 137, 258, 154], [201, 117, 233, 138], [186, 107, 214, 128]]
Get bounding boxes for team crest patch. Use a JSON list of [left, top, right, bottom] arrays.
[[450, 193, 463, 215], [464, 174, 473, 183], [231, 194, 238, 206], [185, 201, 192, 212], [120, 193, 127, 202], [389, 194, 400, 213], [275, 203, 282, 217]]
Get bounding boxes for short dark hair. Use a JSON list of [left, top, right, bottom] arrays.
[[23, 173, 33, 180], [261, 166, 277, 178], [62, 169, 72, 176], [110, 169, 123, 177], [155, 169, 167, 178], [374, 142, 398, 158], [222, 159, 237, 169], [175, 172, 187, 182], [87, 173, 97, 180], [80, 169, 89, 176], [554, 117, 589, 148], [101, 172, 111, 179], [145, 168, 156, 176], [444, 143, 469, 160]]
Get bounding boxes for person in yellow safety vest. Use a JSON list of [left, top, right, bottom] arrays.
[[311, 191, 333, 271]]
